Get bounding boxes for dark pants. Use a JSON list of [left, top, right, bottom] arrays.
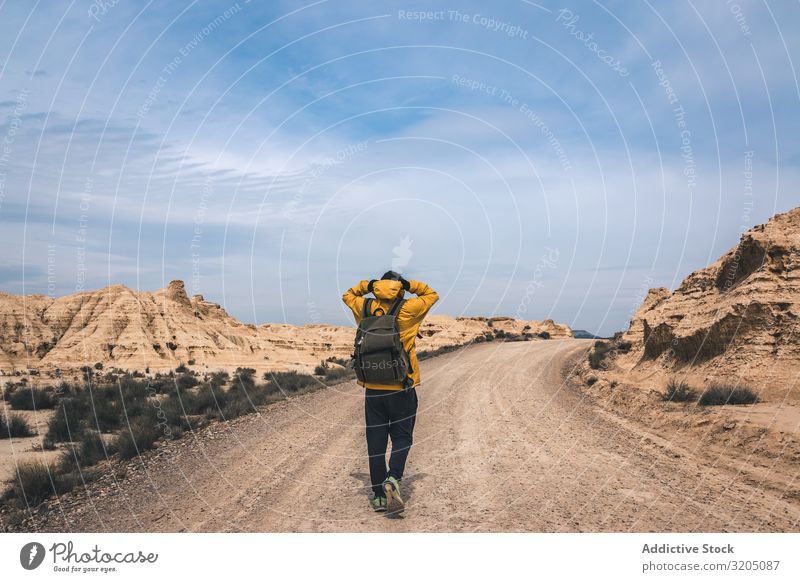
[[364, 388, 418, 497]]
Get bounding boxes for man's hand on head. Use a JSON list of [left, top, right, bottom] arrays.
[[367, 280, 377, 294], [399, 276, 411, 291]]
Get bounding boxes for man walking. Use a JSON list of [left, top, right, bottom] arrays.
[[342, 271, 439, 513]]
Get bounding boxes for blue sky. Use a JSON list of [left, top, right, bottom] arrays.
[[0, 0, 798, 335]]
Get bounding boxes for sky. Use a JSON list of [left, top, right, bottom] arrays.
[[0, 0, 798, 336]]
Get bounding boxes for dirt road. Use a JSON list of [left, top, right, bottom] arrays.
[[33, 340, 800, 532]]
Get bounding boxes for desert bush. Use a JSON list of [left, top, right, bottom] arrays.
[[0, 413, 33, 438], [84, 386, 122, 432], [264, 371, 317, 394], [59, 431, 112, 473], [8, 386, 56, 410], [159, 383, 227, 430], [209, 371, 229, 388], [118, 377, 149, 400], [175, 363, 188, 373], [4, 461, 76, 506], [537, 331, 551, 340], [114, 379, 153, 419], [234, 368, 256, 390], [159, 397, 196, 432], [79, 430, 114, 465], [220, 397, 253, 420], [114, 414, 161, 459], [46, 398, 89, 442], [194, 383, 228, 413], [662, 379, 696, 403], [146, 375, 172, 394], [176, 374, 199, 390], [313, 361, 353, 383], [53, 380, 76, 395], [698, 383, 759, 406], [585, 376, 598, 386], [322, 367, 353, 383], [172, 383, 228, 417]]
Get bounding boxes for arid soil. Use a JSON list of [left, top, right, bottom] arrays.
[[14, 341, 800, 533]]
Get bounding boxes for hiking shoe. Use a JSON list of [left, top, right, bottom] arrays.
[[383, 476, 405, 514], [370, 496, 387, 512]]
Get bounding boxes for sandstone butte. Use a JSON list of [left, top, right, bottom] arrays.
[[617, 206, 800, 398], [0, 280, 572, 377]]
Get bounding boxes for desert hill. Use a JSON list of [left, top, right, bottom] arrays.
[[0, 280, 571, 377], [617, 206, 800, 392]]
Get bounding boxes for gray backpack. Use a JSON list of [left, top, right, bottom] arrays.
[[353, 297, 411, 386]]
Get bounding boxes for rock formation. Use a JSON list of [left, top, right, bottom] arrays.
[[619, 206, 800, 389], [0, 281, 572, 376]]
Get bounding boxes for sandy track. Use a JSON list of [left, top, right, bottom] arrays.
[[32, 340, 800, 532]]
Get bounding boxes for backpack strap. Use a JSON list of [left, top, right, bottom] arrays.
[[388, 296, 406, 317], [362, 298, 373, 319]]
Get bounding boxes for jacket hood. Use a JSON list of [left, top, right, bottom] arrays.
[[372, 279, 404, 301]]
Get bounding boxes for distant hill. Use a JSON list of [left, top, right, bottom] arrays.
[[0, 280, 572, 376], [572, 329, 606, 339]]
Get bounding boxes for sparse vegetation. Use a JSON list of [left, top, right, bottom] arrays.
[[59, 431, 113, 473], [3, 461, 76, 507], [321, 367, 352, 383], [698, 382, 759, 406], [46, 398, 89, 443], [264, 371, 317, 394], [314, 360, 354, 383], [176, 373, 199, 390], [585, 375, 598, 386], [8, 386, 56, 410], [661, 378, 697, 403], [114, 414, 161, 459], [0, 412, 33, 438], [85, 386, 123, 432], [234, 367, 256, 389], [2, 346, 461, 510]]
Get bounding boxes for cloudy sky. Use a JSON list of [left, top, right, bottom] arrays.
[[0, 0, 798, 335]]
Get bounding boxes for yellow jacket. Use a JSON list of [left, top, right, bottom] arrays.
[[342, 279, 439, 390]]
